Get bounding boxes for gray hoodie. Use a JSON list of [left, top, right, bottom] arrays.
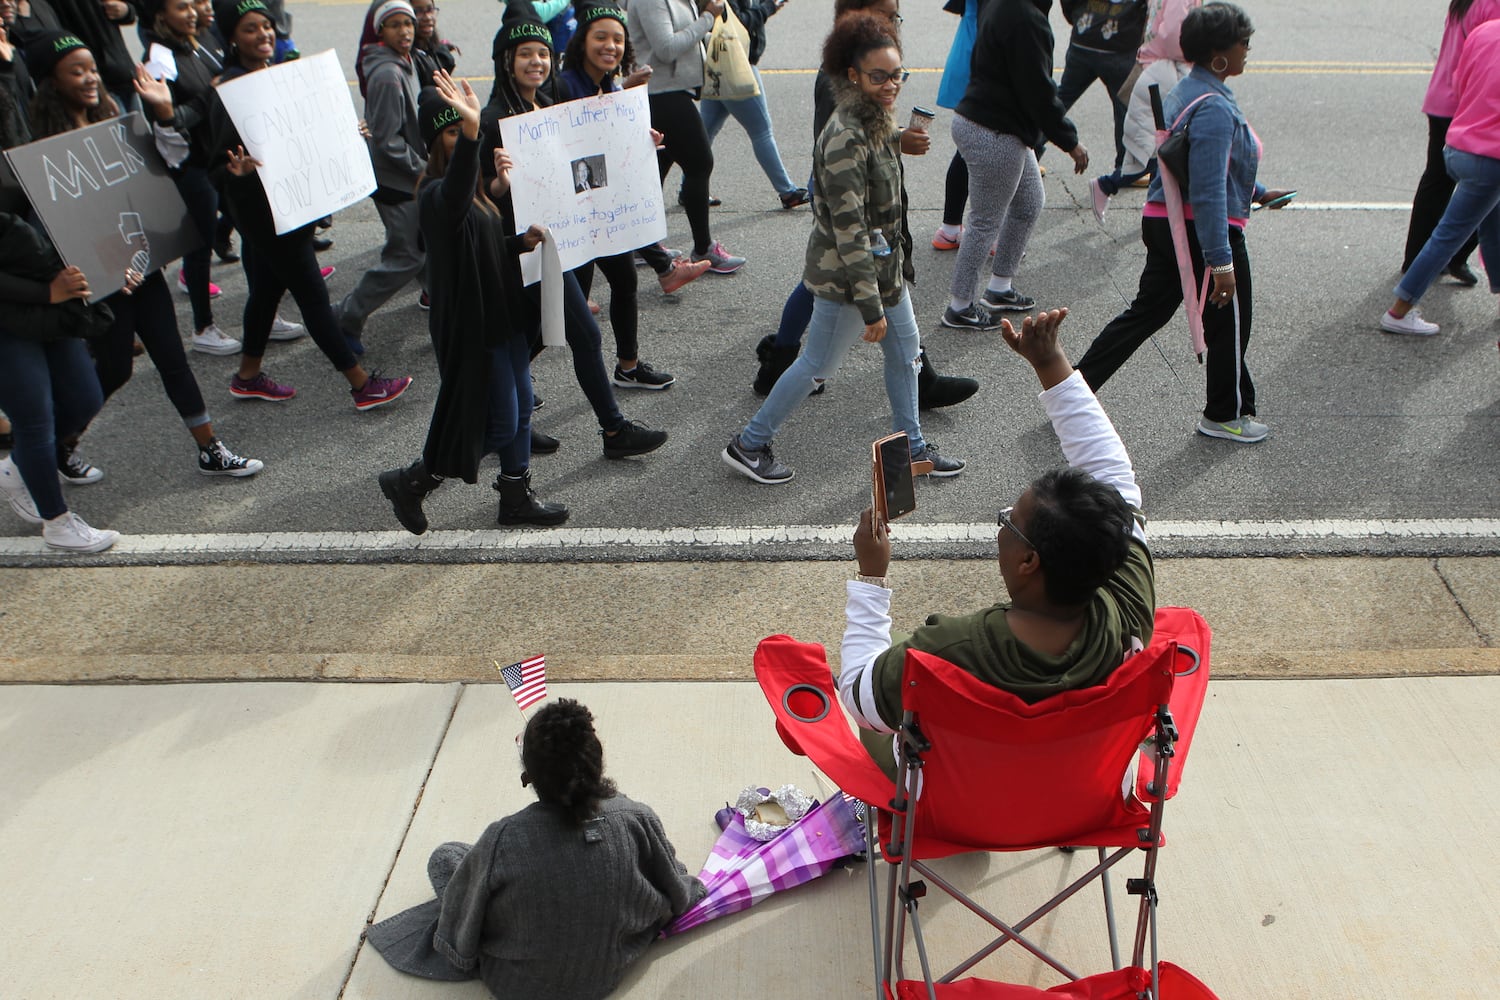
[[360, 42, 426, 199]]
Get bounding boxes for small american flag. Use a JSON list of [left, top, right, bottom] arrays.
[[497, 654, 547, 710]]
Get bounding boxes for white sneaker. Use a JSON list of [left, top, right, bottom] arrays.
[[42, 510, 119, 553], [0, 456, 43, 524], [269, 314, 306, 341], [191, 323, 242, 356], [1379, 309, 1439, 336]]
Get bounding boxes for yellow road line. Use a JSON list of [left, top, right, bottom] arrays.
[[348, 61, 1430, 87]]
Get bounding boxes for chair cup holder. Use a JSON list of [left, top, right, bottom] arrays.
[[783, 683, 831, 724], [1173, 644, 1201, 676]]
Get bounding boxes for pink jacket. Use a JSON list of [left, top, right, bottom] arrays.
[[1447, 19, 1500, 160], [1136, 0, 1199, 65], [1422, 0, 1500, 118]]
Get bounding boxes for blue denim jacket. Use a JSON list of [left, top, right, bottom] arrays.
[[1146, 66, 1266, 266]]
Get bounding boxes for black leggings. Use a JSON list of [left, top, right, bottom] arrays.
[[1404, 114, 1479, 272], [1076, 217, 1255, 423], [575, 252, 638, 360], [174, 164, 217, 332], [239, 228, 357, 371], [650, 90, 714, 256], [95, 270, 208, 427], [943, 151, 968, 228]]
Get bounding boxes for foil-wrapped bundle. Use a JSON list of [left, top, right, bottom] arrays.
[[733, 783, 816, 841]]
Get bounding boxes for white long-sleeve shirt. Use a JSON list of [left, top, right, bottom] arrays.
[[838, 371, 1150, 733]]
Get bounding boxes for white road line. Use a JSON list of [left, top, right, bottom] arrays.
[[1283, 203, 1411, 211], [2, 519, 1498, 558]]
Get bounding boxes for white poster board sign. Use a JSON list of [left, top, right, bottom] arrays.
[[215, 49, 375, 235], [502, 87, 667, 285]]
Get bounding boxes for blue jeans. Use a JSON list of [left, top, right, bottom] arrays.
[[1042, 44, 1135, 169], [699, 67, 798, 196], [0, 332, 104, 519], [740, 288, 924, 453], [1397, 147, 1500, 305], [773, 281, 815, 348], [483, 334, 534, 475]]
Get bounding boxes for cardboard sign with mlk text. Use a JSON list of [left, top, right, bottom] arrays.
[[3, 112, 198, 301]]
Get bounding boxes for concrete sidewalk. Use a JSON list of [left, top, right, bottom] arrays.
[[3, 556, 1499, 683], [3, 675, 1499, 1000]]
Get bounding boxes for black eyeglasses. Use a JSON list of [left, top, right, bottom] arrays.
[[996, 505, 1035, 551], [859, 68, 910, 86]]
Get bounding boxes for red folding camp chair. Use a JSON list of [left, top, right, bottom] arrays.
[[754, 607, 1212, 1000]]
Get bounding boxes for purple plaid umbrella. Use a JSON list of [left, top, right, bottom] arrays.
[[664, 794, 866, 936]]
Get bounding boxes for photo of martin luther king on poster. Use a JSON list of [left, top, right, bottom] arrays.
[[572, 154, 607, 194]]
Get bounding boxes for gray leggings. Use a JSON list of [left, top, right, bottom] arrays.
[[950, 115, 1046, 302]]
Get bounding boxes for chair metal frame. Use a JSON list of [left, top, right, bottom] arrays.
[[874, 673, 1188, 1000], [753, 607, 1210, 1000]]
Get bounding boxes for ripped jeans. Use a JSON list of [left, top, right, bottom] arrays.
[[739, 287, 924, 454]]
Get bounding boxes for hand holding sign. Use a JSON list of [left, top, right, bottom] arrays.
[[213, 50, 376, 235], [226, 145, 262, 177], [49, 266, 89, 304]]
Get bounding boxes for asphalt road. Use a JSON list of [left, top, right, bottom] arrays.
[[2, 0, 1496, 566]]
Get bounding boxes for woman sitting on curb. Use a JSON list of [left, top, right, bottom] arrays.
[[365, 699, 705, 1000]]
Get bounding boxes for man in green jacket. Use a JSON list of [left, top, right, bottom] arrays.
[[838, 307, 1155, 773]]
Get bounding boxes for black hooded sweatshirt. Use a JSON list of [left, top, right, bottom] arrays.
[[955, 0, 1079, 152]]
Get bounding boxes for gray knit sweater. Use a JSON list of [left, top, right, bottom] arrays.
[[367, 795, 705, 1000]]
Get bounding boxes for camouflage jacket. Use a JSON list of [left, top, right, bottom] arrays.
[[803, 83, 916, 324]]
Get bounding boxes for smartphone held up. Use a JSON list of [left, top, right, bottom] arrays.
[[872, 432, 917, 526]]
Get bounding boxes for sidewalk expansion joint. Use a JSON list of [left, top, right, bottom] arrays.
[[338, 683, 467, 999], [1434, 557, 1494, 647]]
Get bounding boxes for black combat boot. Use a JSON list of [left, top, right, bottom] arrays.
[[377, 459, 442, 535], [917, 348, 980, 410], [495, 471, 569, 526], [752, 335, 801, 396]]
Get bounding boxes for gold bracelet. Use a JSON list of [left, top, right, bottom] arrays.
[[855, 574, 889, 588]]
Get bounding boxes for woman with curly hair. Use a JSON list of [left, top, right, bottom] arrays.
[[722, 12, 965, 484], [749, 0, 977, 411], [366, 698, 704, 1000]]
